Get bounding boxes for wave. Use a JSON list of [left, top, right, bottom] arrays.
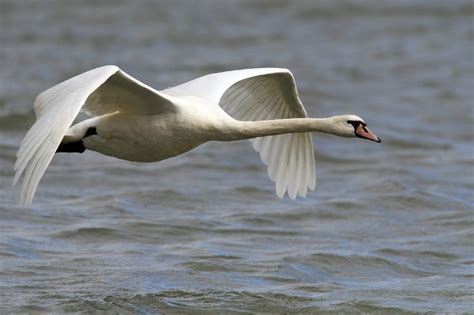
[[43, 289, 424, 314]]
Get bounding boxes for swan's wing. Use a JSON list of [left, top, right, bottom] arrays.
[[164, 68, 315, 199], [14, 65, 176, 207]]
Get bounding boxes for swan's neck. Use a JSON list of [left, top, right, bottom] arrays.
[[220, 117, 343, 141]]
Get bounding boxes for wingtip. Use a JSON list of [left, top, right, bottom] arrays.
[[19, 198, 31, 208], [288, 184, 298, 200], [276, 186, 285, 199], [20, 186, 33, 208], [12, 176, 19, 187], [309, 174, 316, 191]]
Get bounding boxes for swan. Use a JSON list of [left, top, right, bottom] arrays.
[[13, 66, 381, 207]]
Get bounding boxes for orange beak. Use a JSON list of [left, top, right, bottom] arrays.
[[355, 124, 381, 143]]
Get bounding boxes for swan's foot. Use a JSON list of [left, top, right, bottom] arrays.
[[56, 141, 86, 153], [56, 127, 97, 153]]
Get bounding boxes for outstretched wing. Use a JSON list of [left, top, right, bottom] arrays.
[[164, 68, 316, 199], [14, 65, 176, 207]]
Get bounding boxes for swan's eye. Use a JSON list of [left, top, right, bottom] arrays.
[[346, 120, 360, 128]]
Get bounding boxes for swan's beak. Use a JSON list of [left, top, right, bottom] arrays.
[[355, 124, 381, 143]]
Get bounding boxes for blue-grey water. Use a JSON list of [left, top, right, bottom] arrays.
[[0, 0, 473, 313]]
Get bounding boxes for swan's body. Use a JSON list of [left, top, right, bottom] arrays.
[[14, 66, 380, 206], [77, 103, 224, 162]]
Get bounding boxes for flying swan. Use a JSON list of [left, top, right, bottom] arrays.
[[13, 66, 381, 206]]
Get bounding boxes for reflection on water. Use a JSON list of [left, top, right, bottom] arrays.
[[0, 0, 473, 313]]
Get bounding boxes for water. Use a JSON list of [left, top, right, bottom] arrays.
[[1, 0, 473, 313]]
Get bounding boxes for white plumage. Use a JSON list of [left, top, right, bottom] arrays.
[[14, 66, 381, 207], [164, 68, 316, 199]]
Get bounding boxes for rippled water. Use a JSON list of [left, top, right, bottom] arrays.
[[1, 0, 473, 313]]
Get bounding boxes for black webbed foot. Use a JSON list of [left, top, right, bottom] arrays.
[[56, 141, 86, 153], [56, 127, 97, 153]]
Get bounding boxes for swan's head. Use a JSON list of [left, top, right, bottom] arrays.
[[331, 115, 381, 143]]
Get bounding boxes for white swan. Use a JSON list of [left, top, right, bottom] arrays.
[[13, 66, 380, 207]]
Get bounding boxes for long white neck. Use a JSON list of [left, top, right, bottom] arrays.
[[218, 116, 344, 141]]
